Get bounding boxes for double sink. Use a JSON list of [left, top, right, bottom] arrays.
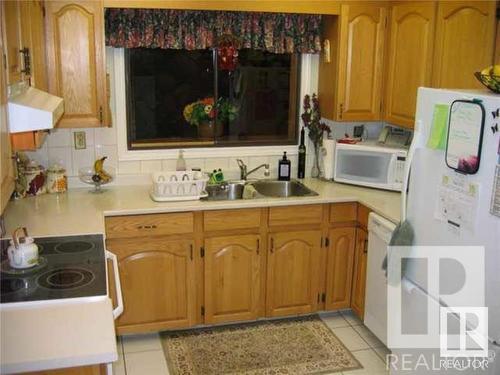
[[204, 179, 318, 201]]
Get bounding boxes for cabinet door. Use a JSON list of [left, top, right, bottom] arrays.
[[432, 1, 496, 89], [351, 228, 368, 320], [106, 238, 196, 334], [385, 2, 436, 128], [0, 13, 15, 214], [204, 234, 261, 324], [325, 227, 356, 310], [19, 0, 47, 90], [266, 230, 321, 317], [1, 1, 21, 84], [45, 1, 107, 127], [337, 4, 386, 121]]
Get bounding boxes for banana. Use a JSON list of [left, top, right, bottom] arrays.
[[481, 66, 493, 76], [94, 156, 107, 174], [493, 65, 500, 76]]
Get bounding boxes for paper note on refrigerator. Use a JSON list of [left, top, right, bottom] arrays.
[[427, 104, 449, 150], [490, 165, 500, 218], [435, 173, 480, 233]]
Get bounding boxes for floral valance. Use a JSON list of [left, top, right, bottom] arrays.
[[105, 9, 322, 54]]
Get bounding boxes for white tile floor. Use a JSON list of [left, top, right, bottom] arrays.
[[112, 310, 389, 375]]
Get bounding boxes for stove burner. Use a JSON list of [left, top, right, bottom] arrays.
[[38, 268, 94, 290], [0, 278, 24, 295], [54, 241, 95, 254]]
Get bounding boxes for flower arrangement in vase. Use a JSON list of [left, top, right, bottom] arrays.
[[183, 97, 238, 139], [301, 93, 331, 178]]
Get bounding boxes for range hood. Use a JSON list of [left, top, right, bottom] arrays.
[[8, 83, 64, 133]]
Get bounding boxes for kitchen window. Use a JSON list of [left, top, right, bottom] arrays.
[[125, 48, 300, 149]]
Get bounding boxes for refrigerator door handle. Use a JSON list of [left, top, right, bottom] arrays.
[[401, 120, 422, 221]]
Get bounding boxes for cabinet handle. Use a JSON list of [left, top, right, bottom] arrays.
[[256, 239, 260, 254], [137, 224, 157, 230], [339, 103, 344, 119], [270, 238, 274, 253], [190, 244, 193, 260], [99, 106, 103, 124], [20, 48, 31, 75], [363, 239, 368, 254]]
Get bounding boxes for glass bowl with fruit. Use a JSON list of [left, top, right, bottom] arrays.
[[78, 157, 115, 193], [475, 65, 500, 94]]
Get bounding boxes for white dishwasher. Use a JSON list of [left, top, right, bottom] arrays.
[[364, 212, 396, 347]]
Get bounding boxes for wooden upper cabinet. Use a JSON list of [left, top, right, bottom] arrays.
[[266, 230, 321, 317], [1, 12, 15, 214], [2, 1, 22, 84], [204, 235, 261, 324], [45, 1, 108, 127], [432, 1, 496, 89], [19, 1, 47, 91], [336, 3, 387, 121], [384, 2, 436, 129], [351, 227, 368, 320], [325, 227, 356, 310], [106, 238, 196, 334]]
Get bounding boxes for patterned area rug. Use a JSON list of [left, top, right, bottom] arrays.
[[160, 315, 361, 374]]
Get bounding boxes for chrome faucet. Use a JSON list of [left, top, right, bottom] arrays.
[[236, 159, 270, 180]]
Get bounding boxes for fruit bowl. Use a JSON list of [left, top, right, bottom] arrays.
[[78, 166, 115, 193], [474, 72, 500, 94]]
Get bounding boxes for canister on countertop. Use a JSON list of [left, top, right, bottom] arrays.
[[46, 164, 67, 193], [23, 161, 46, 196]]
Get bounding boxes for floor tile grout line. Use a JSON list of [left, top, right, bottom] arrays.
[[121, 338, 128, 375]]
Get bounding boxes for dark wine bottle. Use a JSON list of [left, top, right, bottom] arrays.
[[298, 127, 306, 178]]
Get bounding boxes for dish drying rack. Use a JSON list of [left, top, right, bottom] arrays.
[[150, 171, 209, 202]]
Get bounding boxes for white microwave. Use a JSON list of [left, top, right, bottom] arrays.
[[333, 142, 407, 191]]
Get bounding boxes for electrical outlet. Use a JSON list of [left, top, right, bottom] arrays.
[[74, 131, 86, 150]]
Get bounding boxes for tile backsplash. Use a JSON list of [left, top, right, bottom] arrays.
[[25, 120, 384, 187]]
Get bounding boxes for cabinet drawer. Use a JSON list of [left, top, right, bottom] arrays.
[[203, 208, 261, 232], [329, 203, 357, 224], [105, 213, 194, 239], [269, 204, 323, 227]]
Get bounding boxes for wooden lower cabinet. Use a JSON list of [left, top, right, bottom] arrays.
[[351, 228, 368, 320], [325, 227, 356, 310], [26, 364, 106, 374], [266, 230, 321, 317], [204, 234, 261, 324], [106, 237, 196, 334]]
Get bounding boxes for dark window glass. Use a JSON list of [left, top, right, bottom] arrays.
[[126, 48, 299, 149]]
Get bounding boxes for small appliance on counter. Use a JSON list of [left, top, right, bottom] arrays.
[[333, 140, 408, 192], [278, 152, 291, 181]]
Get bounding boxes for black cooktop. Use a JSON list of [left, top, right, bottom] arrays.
[[0, 234, 107, 304]]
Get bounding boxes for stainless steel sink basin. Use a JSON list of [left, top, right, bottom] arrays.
[[204, 181, 245, 200], [249, 180, 318, 198]]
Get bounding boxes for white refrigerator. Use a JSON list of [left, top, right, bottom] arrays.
[[390, 88, 500, 374]]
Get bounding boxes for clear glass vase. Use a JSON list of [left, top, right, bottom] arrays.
[[311, 143, 323, 178]]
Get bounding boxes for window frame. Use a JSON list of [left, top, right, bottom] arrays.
[[124, 48, 301, 150]]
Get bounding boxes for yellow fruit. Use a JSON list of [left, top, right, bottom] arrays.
[[481, 66, 493, 76], [93, 156, 107, 174], [493, 65, 500, 76]]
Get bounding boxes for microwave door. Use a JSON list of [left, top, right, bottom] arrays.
[[335, 150, 392, 188]]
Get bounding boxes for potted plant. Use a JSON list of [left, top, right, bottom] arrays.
[[183, 97, 238, 139]]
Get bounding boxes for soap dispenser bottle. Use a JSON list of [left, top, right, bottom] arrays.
[[278, 152, 291, 181]]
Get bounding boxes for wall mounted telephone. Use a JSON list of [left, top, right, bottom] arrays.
[[378, 126, 412, 147]]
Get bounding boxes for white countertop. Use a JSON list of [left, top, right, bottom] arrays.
[[2, 179, 401, 237], [1, 299, 117, 374]]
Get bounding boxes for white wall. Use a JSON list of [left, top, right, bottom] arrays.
[[25, 49, 384, 185]]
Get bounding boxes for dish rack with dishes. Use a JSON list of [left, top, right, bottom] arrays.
[[150, 171, 209, 202]]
